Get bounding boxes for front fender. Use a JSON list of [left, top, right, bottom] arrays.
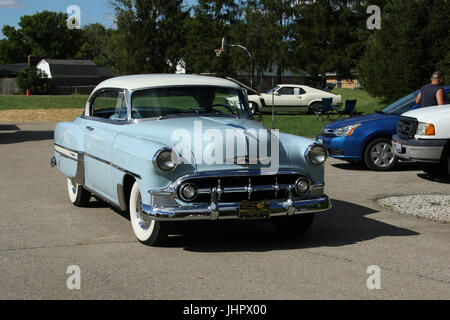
[[112, 132, 196, 204], [279, 133, 325, 184]]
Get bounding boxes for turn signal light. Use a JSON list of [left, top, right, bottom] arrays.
[[425, 124, 435, 136]]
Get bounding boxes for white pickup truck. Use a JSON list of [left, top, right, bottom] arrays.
[[392, 104, 450, 175]]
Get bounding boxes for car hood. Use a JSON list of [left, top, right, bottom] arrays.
[[402, 104, 450, 123], [325, 112, 397, 129], [123, 116, 297, 171]]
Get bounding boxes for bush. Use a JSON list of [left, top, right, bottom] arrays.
[[16, 66, 53, 95]]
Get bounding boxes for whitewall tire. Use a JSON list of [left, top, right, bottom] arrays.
[[129, 181, 167, 246], [67, 178, 91, 207]]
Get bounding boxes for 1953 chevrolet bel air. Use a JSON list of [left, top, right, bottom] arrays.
[[51, 74, 331, 246]]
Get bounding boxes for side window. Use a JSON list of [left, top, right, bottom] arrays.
[[278, 87, 294, 95], [294, 87, 306, 95], [91, 90, 127, 120]]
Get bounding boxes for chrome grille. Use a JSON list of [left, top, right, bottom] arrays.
[[397, 116, 418, 140], [177, 173, 311, 203]]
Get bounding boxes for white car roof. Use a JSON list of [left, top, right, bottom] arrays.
[[93, 74, 241, 92]]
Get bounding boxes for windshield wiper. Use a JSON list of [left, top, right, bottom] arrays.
[[375, 110, 385, 114], [158, 112, 201, 120]]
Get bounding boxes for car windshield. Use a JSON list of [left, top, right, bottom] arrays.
[[266, 86, 281, 94], [131, 86, 251, 119], [381, 91, 418, 115]]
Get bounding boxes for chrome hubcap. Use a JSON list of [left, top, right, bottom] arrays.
[[370, 142, 395, 167]]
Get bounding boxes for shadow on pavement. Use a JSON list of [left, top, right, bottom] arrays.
[[332, 161, 421, 172], [0, 124, 20, 131], [149, 199, 420, 252], [417, 173, 450, 184], [0, 130, 54, 144]]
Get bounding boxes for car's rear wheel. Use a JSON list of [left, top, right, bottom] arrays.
[[129, 181, 167, 246], [308, 102, 321, 115], [67, 178, 91, 207], [363, 137, 398, 171], [271, 213, 314, 237]]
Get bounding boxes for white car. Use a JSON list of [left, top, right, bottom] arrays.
[[392, 104, 450, 175], [247, 84, 342, 115]]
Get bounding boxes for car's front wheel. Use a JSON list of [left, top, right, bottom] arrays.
[[67, 178, 91, 207], [129, 181, 167, 246], [363, 137, 398, 171], [271, 213, 314, 237]]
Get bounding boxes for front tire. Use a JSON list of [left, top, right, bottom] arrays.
[[67, 178, 91, 207], [271, 213, 314, 238], [129, 181, 167, 246], [363, 137, 398, 171]]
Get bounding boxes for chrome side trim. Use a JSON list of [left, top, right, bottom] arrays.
[[54, 144, 141, 180]]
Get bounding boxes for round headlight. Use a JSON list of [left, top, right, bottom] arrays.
[[179, 183, 198, 201], [295, 177, 310, 195], [153, 148, 179, 172], [306, 144, 328, 166]]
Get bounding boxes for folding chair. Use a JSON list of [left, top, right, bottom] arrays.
[[337, 100, 357, 118], [315, 98, 333, 121]]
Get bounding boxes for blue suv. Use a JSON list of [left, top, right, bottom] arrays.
[[316, 87, 450, 171]]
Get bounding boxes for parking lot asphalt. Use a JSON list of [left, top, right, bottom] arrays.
[[0, 122, 449, 300]]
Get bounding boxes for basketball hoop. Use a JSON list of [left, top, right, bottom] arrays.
[[214, 49, 224, 57]]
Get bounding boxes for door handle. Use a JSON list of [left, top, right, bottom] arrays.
[[86, 126, 94, 131]]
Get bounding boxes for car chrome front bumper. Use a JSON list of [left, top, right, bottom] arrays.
[[141, 195, 332, 222]]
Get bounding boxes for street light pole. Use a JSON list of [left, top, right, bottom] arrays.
[[227, 44, 253, 89], [220, 38, 253, 89]]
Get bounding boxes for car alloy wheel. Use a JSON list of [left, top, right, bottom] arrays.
[[364, 138, 398, 171]]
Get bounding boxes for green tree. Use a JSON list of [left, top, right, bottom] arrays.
[[0, 11, 83, 62], [0, 25, 31, 64], [76, 24, 125, 74], [291, 0, 374, 87], [358, 0, 450, 102], [183, 0, 242, 77], [16, 66, 53, 95], [112, 0, 188, 74]]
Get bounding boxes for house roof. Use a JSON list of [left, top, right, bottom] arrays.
[[0, 63, 27, 76], [40, 59, 100, 78]]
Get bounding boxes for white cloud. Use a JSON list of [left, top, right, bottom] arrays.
[[0, 0, 25, 8]]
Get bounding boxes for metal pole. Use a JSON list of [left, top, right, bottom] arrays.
[[272, 92, 275, 129], [227, 44, 253, 89]]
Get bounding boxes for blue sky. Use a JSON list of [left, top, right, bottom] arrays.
[[0, 0, 196, 38]]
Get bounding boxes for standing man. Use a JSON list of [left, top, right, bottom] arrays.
[[416, 71, 445, 107]]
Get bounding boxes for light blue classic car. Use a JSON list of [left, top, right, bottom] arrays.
[[51, 74, 331, 245]]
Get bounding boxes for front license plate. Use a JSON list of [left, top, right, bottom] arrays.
[[392, 141, 402, 153], [238, 200, 270, 220]]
